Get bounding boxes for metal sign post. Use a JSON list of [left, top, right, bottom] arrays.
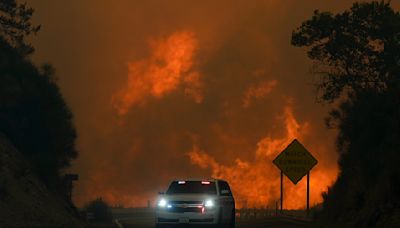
[[280, 171, 283, 214], [64, 174, 79, 201], [307, 171, 310, 213], [273, 139, 318, 215]]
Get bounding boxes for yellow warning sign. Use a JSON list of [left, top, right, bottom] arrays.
[[273, 139, 318, 184]]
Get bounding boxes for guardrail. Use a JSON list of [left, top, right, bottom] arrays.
[[235, 208, 275, 220], [235, 208, 309, 220]]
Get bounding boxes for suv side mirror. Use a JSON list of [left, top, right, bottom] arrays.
[[221, 189, 230, 195]]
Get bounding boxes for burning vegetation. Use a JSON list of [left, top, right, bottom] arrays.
[[188, 105, 337, 209]]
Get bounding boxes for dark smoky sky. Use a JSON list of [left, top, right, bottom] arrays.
[[28, 0, 400, 207]]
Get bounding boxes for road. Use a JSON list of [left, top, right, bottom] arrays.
[[113, 208, 311, 228]]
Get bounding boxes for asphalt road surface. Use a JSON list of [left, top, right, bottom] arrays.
[[119, 218, 310, 228], [113, 208, 311, 228]]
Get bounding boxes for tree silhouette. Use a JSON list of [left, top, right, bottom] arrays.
[[292, 0, 400, 103], [0, 0, 40, 55], [0, 1, 77, 190], [292, 1, 400, 226]]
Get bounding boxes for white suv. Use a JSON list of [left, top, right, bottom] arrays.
[[155, 178, 235, 227]]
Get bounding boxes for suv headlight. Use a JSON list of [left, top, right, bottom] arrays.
[[158, 198, 168, 208], [205, 199, 214, 208]]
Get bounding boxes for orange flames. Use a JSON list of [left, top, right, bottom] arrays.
[[93, 30, 339, 210], [112, 31, 202, 116], [188, 104, 337, 209]]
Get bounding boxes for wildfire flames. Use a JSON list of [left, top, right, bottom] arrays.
[[112, 31, 202, 116], [188, 105, 337, 209], [89, 30, 339, 210]]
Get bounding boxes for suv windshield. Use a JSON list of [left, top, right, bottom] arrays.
[[166, 181, 217, 194]]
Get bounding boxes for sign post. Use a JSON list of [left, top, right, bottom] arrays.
[[273, 139, 318, 215], [64, 174, 79, 201], [307, 171, 310, 213], [280, 171, 283, 213]]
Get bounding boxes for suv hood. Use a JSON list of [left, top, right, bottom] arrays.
[[161, 194, 217, 202]]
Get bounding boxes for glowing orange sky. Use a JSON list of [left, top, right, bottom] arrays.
[[27, 0, 399, 209]]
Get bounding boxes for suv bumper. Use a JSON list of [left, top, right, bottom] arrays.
[[155, 209, 219, 225]]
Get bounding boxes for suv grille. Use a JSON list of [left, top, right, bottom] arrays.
[[170, 200, 203, 204], [169, 207, 203, 213], [168, 200, 204, 213]]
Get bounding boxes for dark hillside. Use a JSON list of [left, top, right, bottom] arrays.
[[0, 134, 85, 227]]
